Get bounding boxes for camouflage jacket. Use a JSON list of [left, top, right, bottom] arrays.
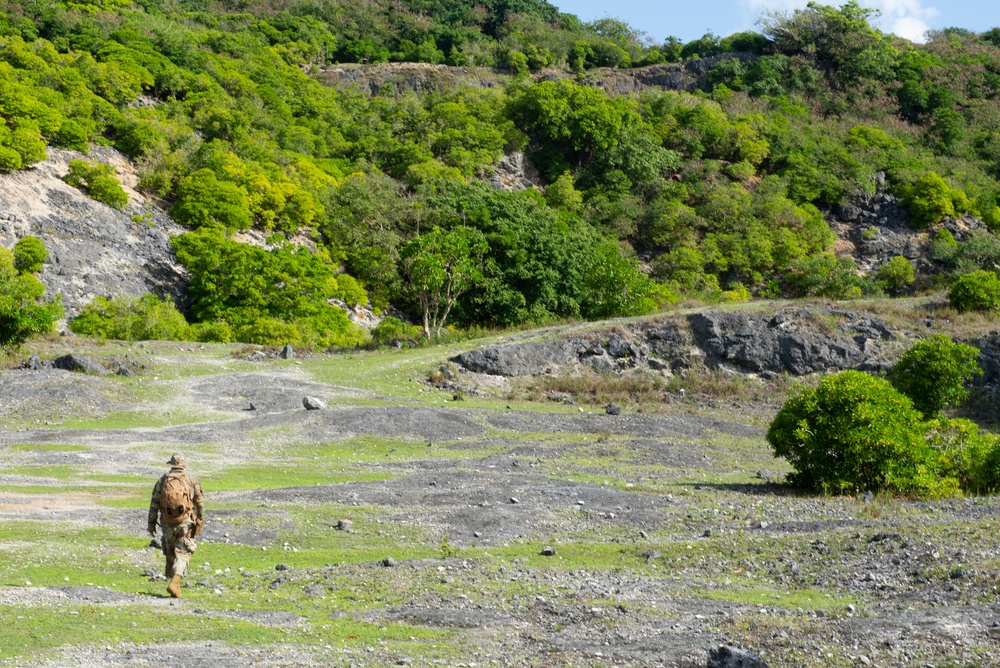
[[147, 467, 205, 532]]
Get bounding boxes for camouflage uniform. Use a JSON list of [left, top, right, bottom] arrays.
[[148, 453, 204, 596]]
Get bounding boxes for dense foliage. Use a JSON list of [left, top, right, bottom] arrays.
[[64, 159, 128, 209], [769, 337, 993, 498], [0, 237, 62, 347], [68, 293, 190, 340], [4, 0, 1000, 340]]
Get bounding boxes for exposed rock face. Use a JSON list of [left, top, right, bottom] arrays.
[[0, 146, 187, 319], [487, 152, 542, 192], [825, 181, 990, 275], [452, 309, 897, 378], [688, 311, 885, 375], [314, 54, 755, 99]]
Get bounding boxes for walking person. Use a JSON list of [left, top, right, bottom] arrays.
[[147, 453, 205, 598]]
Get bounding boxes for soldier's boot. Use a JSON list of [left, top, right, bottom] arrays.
[[167, 574, 182, 598], [164, 554, 175, 579]]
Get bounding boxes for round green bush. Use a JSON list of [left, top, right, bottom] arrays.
[[13, 236, 48, 274], [948, 270, 1000, 312], [876, 255, 915, 294], [891, 335, 982, 417], [70, 294, 190, 341], [767, 370, 934, 495]]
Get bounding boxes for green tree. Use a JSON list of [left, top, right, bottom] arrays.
[[891, 335, 982, 417], [170, 169, 252, 230], [69, 294, 191, 341], [401, 226, 487, 338]]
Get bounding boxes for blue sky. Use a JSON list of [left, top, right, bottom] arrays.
[[553, 0, 1000, 44]]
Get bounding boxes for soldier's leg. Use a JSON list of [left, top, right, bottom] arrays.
[[161, 526, 176, 578]]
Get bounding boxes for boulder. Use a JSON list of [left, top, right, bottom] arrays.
[[707, 645, 769, 668], [302, 396, 326, 410], [605, 403, 622, 416], [280, 344, 295, 359], [54, 354, 107, 375]]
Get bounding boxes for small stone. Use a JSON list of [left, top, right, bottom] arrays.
[[337, 520, 353, 532], [605, 403, 622, 416], [280, 344, 295, 359], [859, 656, 871, 666], [707, 645, 769, 668], [275, 564, 290, 571], [703, 529, 712, 537], [382, 557, 397, 567], [510, 497, 519, 504], [541, 546, 556, 556], [303, 396, 326, 410], [861, 490, 874, 504], [473, 532, 481, 538]]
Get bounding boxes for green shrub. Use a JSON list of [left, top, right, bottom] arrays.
[[786, 253, 866, 299], [370, 316, 422, 346], [924, 418, 1000, 493], [189, 321, 232, 343], [69, 294, 191, 341], [231, 315, 301, 346], [875, 255, 915, 294], [948, 270, 1000, 312], [64, 160, 129, 210], [13, 236, 48, 273], [333, 274, 368, 307], [767, 371, 940, 496], [903, 172, 973, 228], [890, 335, 982, 417], [0, 239, 63, 347], [928, 228, 958, 262]]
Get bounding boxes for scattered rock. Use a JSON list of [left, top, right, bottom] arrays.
[[336, 520, 353, 532], [302, 396, 326, 410], [541, 546, 556, 556], [605, 403, 622, 416], [247, 351, 267, 362], [275, 564, 290, 571], [707, 645, 769, 668], [54, 354, 107, 375], [280, 344, 295, 359], [382, 557, 397, 568], [510, 497, 520, 504]]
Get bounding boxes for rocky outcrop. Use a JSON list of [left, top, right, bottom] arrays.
[[0, 146, 187, 319], [825, 179, 990, 274], [452, 308, 897, 378], [487, 152, 543, 192], [314, 54, 755, 99]]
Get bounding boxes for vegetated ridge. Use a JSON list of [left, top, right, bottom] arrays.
[[3, 0, 1000, 347]]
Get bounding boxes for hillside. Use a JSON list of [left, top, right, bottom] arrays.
[[1, 1, 1000, 347]]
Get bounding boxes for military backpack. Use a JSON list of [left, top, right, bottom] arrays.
[[159, 472, 193, 524]]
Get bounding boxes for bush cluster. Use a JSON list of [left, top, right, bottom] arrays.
[[64, 160, 128, 209], [768, 337, 993, 498]]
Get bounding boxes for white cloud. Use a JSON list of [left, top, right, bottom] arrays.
[[741, 0, 940, 43]]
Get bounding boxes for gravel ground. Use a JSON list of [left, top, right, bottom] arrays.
[[3, 350, 1000, 667]]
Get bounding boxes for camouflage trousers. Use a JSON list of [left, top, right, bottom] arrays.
[[161, 519, 197, 578]]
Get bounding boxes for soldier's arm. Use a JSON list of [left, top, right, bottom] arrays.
[[191, 479, 205, 521], [147, 478, 162, 534]]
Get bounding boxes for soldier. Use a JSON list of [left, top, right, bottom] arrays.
[[147, 453, 205, 598]]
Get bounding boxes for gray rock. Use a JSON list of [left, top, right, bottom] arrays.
[[247, 351, 267, 362], [280, 344, 295, 359], [382, 557, 397, 567], [452, 340, 581, 376], [54, 354, 107, 375], [541, 546, 556, 556], [116, 365, 135, 377], [303, 396, 326, 410], [605, 403, 622, 416], [336, 520, 353, 532], [707, 645, 769, 668], [690, 311, 868, 376], [275, 564, 290, 571]]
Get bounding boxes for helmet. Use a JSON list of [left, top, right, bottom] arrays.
[[167, 453, 188, 468]]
